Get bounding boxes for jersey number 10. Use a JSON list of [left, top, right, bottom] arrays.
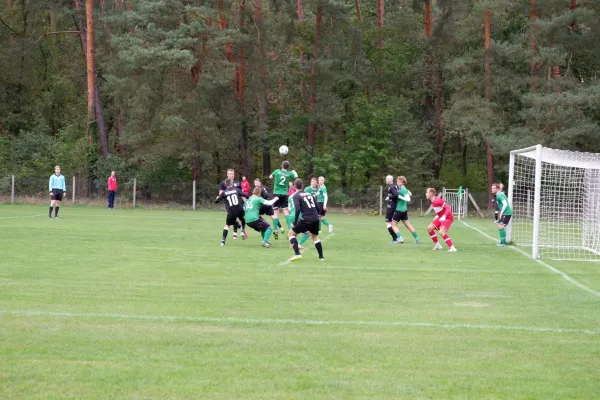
[[227, 195, 239, 206]]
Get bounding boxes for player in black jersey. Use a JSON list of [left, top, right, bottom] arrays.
[[254, 178, 279, 240], [215, 179, 249, 246], [288, 178, 324, 261], [384, 175, 402, 244], [218, 168, 245, 239]]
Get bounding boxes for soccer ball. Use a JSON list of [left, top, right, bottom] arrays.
[[279, 145, 289, 155]]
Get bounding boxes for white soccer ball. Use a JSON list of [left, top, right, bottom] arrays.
[[279, 145, 289, 155]]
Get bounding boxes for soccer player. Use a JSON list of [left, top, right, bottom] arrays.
[[492, 183, 512, 246], [219, 169, 245, 238], [317, 176, 333, 233], [384, 175, 402, 243], [288, 179, 324, 261], [394, 176, 420, 243], [426, 188, 457, 252], [107, 171, 117, 209], [253, 178, 278, 239], [494, 183, 505, 222], [215, 179, 248, 246], [243, 187, 279, 248], [49, 165, 66, 219], [269, 161, 298, 233]]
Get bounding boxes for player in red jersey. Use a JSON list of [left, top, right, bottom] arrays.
[[426, 188, 457, 252]]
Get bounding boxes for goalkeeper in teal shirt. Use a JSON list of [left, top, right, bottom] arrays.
[[492, 183, 512, 246], [49, 165, 66, 218]]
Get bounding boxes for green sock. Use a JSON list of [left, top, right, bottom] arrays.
[[499, 228, 506, 244], [285, 215, 292, 229], [264, 228, 272, 242], [298, 233, 309, 245], [412, 231, 419, 240], [322, 219, 330, 227], [396, 232, 403, 240], [273, 218, 279, 231]]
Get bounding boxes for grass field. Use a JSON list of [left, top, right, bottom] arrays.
[[1, 204, 599, 399]]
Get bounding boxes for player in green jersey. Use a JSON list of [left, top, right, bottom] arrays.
[[243, 188, 280, 248], [269, 160, 298, 233], [317, 176, 333, 233], [492, 183, 512, 246], [392, 176, 420, 243]]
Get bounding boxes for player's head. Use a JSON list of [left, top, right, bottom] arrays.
[[295, 178, 304, 190], [225, 178, 233, 188], [252, 187, 261, 196], [385, 175, 393, 185], [492, 183, 501, 194], [288, 181, 294, 187], [282, 161, 290, 171], [318, 176, 325, 185], [226, 169, 235, 180], [426, 188, 437, 201], [254, 178, 261, 188], [111, 170, 116, 177], [499, 183, 504, 191], [242, 176, 247, 181], [54, 165, 61, 175], [310, 177, 318, 188], [396, 176, 406, 186]]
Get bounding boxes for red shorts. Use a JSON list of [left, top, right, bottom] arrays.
[[432, 216, 454, 231]]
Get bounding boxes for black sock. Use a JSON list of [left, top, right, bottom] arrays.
[[222, 229, 228, 242], [290, 237, 300, 255], [49, 206, 53, 216], [494, 212, 498, 220], [55, 207, 59, 217], [315, 241, 324, 259], [241, 219, 246, 231], [388, 226, 396, 240]]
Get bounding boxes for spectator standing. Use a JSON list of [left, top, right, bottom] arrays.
[[241, 176, 251, 196], [108, 171, 117, 209]]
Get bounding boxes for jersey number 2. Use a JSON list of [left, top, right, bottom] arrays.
[[279, 175, 287, 186]]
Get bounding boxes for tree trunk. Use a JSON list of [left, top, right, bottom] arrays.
[[530, 0, 537, 92], [484, 8, 494, 205], [376, 0, 384, 90], [306, 5, 322, 177], [487, 141, 494, 206], [434, 67, 444, 178], [86, 0, 95, 124], [354, 0, 361, 23], [255, 0, 271, 176], [239, 0, 246, 105], [7, 0, 13, 45], [298, 0, 307, 99], [424, 0, 431, 37]]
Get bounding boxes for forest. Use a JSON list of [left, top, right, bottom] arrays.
[[1, 0, 599, 204]]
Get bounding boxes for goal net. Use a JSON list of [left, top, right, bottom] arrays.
[[508, 145, 600, 261]]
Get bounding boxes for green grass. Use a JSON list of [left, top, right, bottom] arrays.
[[1, 204, 599, 399]]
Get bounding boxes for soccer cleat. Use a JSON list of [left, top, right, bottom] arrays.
[[233, 233, 238, 240], [48, 215, 52, 219], [55, 216, 59, 219], [220, 241, 225, 246], [273, 230, 279, 240], [319, 257, 325, 261], [289, 254, 303, 261], [433, 243, 443, 250], [243, 230, 249, 239], [415, 239, 421, 244], [497, 243, 506, 247], [280, 227, 285, 233], [329, 225, 334, 233], [391, 239, 403, 244], [397, 237, 405, 243], [261, 242, 272, 248], [448, 246, 457, 252]]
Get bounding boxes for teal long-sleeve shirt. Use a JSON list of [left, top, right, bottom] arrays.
[[49, 174, 66, 191]]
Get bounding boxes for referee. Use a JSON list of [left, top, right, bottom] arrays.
[[49, 165, 66, 219]]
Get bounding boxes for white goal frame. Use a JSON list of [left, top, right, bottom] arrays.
[[508, 144, 600, 261]]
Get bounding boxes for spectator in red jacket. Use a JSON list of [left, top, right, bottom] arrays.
[[241, 176, 251, 196], [288, 181, 297, 196], [108, 171, 117, 209]]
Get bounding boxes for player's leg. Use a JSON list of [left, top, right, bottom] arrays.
[[288, 223, 303, 260], [391, 214, 404, 243], [282, 209, 291, 231], [427, 221, 443, 250], [385, 209, 397, 242], [262, 205, 278, 240], [497, 215, 510, 246], [260, 219, 273, 247], [298, 232, 309, 248], [401, 214, 420, 243], [223, 214, 236, 245], [239, 212, 248, 239], [309, 223, 324, 260], [439, 222, 456, 251], [54, 198, 61, 218], [221, 225, 230, 246], [49, 192, 56, 218], [272, 206, 281, 232]]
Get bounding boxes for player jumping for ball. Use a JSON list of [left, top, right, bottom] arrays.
[[426, 188, 457, 252], [492, 183, 512, 247], [243, 188, 279, 248], [394, 176, 420, 243], [269, 161, 298, 233], [215, 179, 248, 246], [49, 165, 66, 219], [288, 179, 324, 261]]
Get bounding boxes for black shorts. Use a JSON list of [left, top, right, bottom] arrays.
[[226, 209, 244, 226], [317, 202, 326, 216], [50, 189, 64, 201], [499, 214, 512, 225], [385, 208, 395, 223], [292, 220, 320, 235], [393, 211, 409, 222], [259, 205, 274, 216], [247, 218, 271, 233], [273, 195, 288, 210]]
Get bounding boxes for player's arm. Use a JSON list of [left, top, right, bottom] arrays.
[[398, 191, 411, 202], [291, 170, 298, 178], [61, 176, 66, 192], [49, 176, 53, 192], [322, 191, 328, 209], [269, 171, 274, 179], [443, 202, 452, 219], [215, 192, 225, 203], [389, 185, 398, 199], [293, 195, 302, 224], [262, 197, 279, 206]]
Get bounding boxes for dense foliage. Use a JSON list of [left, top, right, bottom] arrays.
[[1, 0, 599, 199]]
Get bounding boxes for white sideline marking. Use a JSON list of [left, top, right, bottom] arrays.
[[462, 221, 600, 298], [0, 214, 46, 219], [313, 265, 539, 275], [0, 309, 596, 335], [280, 233, 335, 265]]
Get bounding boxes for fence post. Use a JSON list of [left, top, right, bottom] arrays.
[[192, 180, 197, 210], [11, 175, 15, 204], [72, 176, 76, 204], [133, 178, 137, 208], [420, 199, 423, 216], [379, 186, 383, 216]]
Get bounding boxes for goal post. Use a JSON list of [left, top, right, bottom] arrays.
[[508, 144, 600, 261]]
